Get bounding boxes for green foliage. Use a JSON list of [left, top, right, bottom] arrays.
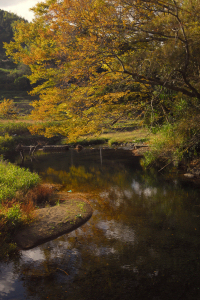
[[0, 160, 40, 259], [4, 203, 22, 226], [0, 160, 40, 202], [0, 10, 30, 92], [0, 134, 15, 153], [0, 120, 64, 155], [0, 9, 27, 52], [0, 121, 30, 135]]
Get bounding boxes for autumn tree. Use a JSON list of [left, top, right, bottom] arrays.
[[4, 0, 200, 140]]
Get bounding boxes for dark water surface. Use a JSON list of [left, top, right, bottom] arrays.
[[1, 148, 200, 300]]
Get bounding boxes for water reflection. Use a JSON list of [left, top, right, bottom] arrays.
[[97, 220, 135, 243], [0, 264, 16, 296], [0, 263, 24, 299], [1, 149, 200, 299]]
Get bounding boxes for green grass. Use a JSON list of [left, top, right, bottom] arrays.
[[69, 127, 150, 147], [0, 120, 63, 154], [0, 160, 40, 202], [0, 159, 41, 259], [0, 121, 31, 135], [0, 67, 10, 73]]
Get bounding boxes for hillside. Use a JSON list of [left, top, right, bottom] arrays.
[[0, 10, 31, 96], [0, 9, 27, 54]]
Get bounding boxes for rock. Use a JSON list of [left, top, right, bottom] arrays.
[[75, 144, 83, 152], [184, 173, 195, 178], [14, 194, 92, 250]]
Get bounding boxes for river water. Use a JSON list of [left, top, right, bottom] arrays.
[[1, 148, 200, 300]]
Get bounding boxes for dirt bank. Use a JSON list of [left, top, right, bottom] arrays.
[[14, 192, 93, 250]]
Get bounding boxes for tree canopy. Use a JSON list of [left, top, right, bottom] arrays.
[[4, 0, 200, 140]]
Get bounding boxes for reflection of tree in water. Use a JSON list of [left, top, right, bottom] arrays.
[[41, 163, 132, 193], [8, 150, 200, 299], [13, 175, 200, 300]]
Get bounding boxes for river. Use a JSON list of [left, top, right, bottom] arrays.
[[1, 148, 200, 300]]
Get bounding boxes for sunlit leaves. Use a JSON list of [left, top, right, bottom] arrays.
[[4, 0, 200, 139], [0, 99, 18, 119]]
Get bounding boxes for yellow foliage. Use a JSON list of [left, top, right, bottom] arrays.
[[0, 99, 18, 119], [4, 0, 200, 139]]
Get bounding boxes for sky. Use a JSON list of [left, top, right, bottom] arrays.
[[0, 0, 45, 22]]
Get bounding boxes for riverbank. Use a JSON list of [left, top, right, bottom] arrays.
[[0, 168, 93, 257], [0, 161, 42, 260], [2, 117, 200, 178], [2, 118, 200, 178]]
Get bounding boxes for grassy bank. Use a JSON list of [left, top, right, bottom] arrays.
[[0, 117, 196, 172], [1, 111, 198, 172], [61, 120, 151, 147], [0, 160, 52, 260], [0, 160, 40, 201], [0, 121, 63, 155]]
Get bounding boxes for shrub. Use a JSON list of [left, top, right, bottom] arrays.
[[0, 122, 30, 135], [0, 160, 40, 202], [0, 98, 18, 119]]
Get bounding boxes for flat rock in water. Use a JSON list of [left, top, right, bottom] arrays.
[[14, 195, 92, 250]]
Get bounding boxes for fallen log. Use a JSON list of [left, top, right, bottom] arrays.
[[43, 145, 69, 151], [16, 145, 40, 152], [16, 144, 69, 154]]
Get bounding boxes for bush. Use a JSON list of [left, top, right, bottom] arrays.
[[0, 98, 18, 119], [0, 134, 15, 153], [0, 161, 42, 260], [0, 160, 40, 202]]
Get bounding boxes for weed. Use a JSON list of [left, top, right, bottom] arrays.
[[77, 202, 86, 212], [4, 203, 22, 226], [24, 185, 53, 206], [76, 214, 82, 218]]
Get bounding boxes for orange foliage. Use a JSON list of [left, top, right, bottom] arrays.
[[24, 184, 53, 205], [5, 0, 200, 138]]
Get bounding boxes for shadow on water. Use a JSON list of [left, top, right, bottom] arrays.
[[1, 149, 200, 299]]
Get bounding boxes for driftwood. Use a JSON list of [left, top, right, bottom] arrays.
[[16, 144, 70, 163], [16, 144, 69, 152], [16, 144, 42, 152], [16, 144, 41, 161], [133, 144, 149, 150]]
